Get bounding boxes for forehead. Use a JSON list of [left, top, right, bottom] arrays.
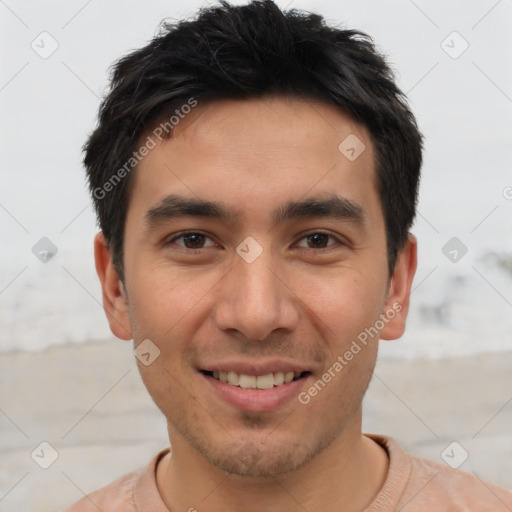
[[128, 96, 380, 229]]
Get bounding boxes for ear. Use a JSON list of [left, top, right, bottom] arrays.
[[94, 232, 132, 340], [380, 233, 418, 340]]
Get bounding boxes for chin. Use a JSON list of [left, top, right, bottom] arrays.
[[210, 443, 309, 477], [192, 427, 338, 478]]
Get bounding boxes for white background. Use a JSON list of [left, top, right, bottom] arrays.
[[1, 2, 512, 510], [1, 0, 511, 356]]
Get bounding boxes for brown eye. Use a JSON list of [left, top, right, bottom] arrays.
[[166, 232, 216, 249], [295, 231, 342, 250]]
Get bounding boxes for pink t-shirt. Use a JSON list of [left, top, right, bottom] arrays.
[[62, 433, 512, 511]]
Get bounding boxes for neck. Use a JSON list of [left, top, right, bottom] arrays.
[[156, 408, 389, 512]]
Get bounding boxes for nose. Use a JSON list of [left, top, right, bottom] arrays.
[[212, 245, 301, 341]]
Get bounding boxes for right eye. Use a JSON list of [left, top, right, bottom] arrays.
[[165, 231, 218, 250]]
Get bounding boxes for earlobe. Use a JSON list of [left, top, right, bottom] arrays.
[[380, 234, 418, 341], [93, 232, 132, 340]]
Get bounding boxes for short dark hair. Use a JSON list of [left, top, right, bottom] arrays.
[[84, 0, 423, 281]]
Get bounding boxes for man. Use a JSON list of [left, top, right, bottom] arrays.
[[65, 1, 512, 510]]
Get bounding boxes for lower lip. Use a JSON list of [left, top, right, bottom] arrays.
[[201, 373, 310, 413]]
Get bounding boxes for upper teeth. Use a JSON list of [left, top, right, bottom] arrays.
[[212, 371, 301, 389]]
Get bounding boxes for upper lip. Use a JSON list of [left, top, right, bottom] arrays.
[[199, 359, 311, 376]]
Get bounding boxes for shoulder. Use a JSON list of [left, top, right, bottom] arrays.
[[404, 449, 512, 510], [61, 470, 139, 512], [61, 448, 170, 512], [367, 434, 512, 511]]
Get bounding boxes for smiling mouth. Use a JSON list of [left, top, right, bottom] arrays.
[[201, 370, 310, 390]]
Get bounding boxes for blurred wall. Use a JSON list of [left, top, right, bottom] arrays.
[[1, 1, 511, 510]]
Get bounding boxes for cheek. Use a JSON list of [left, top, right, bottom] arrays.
[[127, 263, 211, 333], [297, 343, 377, 433], [290, 267, 385, 339], [136, 361, 190, 426], [126, 267, 224, 380]]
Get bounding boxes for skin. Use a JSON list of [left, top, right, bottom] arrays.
[[95, 96, 417, 512]]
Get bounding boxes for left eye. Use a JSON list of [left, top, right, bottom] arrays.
[[295, 232, 340, 249]]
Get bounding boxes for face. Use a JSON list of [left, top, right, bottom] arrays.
[[96, 96, 416, 477]]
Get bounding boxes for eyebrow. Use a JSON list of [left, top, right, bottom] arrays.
[[144, 193, 366, 229]]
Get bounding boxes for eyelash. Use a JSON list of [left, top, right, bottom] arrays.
[[165, 230, 345, 252]]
